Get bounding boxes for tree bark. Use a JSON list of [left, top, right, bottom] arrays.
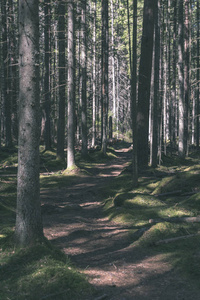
[[196, 0, 200, 149], [101, 0, 109, 155], [67, 0, 76, 168], [1, 0, 12, 147], [131, 0, 138, 187], [57, 0, 66, 161], [81, 0, 88, 157], [15, 0, 43, 246], [150, 0, 160, 167], [44, 0, 51, 150], [137, 0, 155, 168], [178, 0, 185, 157]]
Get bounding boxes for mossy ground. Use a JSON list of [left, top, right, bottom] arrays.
[[1, 143, 200, 295], [102, 149, 200, 288]]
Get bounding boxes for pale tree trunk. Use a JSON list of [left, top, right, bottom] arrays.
[[92, 0, 96, 147], [57, 0, 66, 161], [184, 0, 190, 156], [15, 0, 43, 246], [150, 0, 160, 167], [81, 0, 88, 157], [178, 0, 185, 157], [101, 0, 109, 154], [67, 0, 76, 168], [111, 0, 116, 125], [197, 0, 200, 148], [131, 0, 138, 187], [137, 0, 155, 168]]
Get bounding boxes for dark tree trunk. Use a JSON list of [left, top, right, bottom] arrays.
[[131, 0, 138, 187], [197, 0, 200, 148], [15, 0, 43, 246], [137, 0, 155, 168], [44, 0, 51, 150], [81, 0, 88, 157], [57, 0, 66, 161], [1, 0, 12, 147]]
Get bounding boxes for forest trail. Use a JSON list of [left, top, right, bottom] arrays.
[[41, 147, 200, 300]]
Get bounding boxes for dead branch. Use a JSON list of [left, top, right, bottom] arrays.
[[149, 216, 200, 224], [155, 232, 200, 246]]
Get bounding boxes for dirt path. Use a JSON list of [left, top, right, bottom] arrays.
[[41, 149, 200, 300]]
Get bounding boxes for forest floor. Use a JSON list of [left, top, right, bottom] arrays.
[[40, 144, 200, 300]]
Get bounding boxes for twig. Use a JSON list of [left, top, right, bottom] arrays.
[[149, 216, 200, 224], [155, 232, 200, 245]]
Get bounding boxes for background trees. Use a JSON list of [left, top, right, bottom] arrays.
[[0, 0, 200, 170]]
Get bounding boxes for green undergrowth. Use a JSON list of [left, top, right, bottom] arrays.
[[103, 151, 200, 288], [0, 239, 93, 300]]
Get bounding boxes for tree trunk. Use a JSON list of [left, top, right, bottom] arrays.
[[1, 0, 12, 147], [178, 0, 185, 157], [150, 0, 160, 167], [101, 0, 109, 154], [15, 0, 43, 246], [67, 0, 76, 168], [137, 0, 155, 168], [44, 0, 51, 150], [184, 0, 190, 156], [57, 0, 66, 161], [197, 0, 200, 148], [92, 0, 96, 148], [81, 0, 88, 157], [131, 0, 138, 187]]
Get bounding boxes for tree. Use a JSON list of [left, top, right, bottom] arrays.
[[57, 0, 66, 161], [137, 0, 155, 168], [81, 0, 88, 157], [101, 0, 109, 154], [131, 0, 138, 187], [178, 0, 185, 157], [67, 0, 76, 168], [15, 0, 43, 246], [150, 0, 160, 167], [197, 0, 200, 148], [44, 0, 51, 150], [1, 0, 12, 147]]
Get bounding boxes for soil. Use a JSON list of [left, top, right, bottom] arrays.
[[41, 148, 200, 300]]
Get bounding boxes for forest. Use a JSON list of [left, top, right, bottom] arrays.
[[1, 0, 200, 299]]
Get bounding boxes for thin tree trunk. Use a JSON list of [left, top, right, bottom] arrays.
[[197, 0, 200, 148], [178, 0, 185, 157], [67, 0, 76, 168], [1, 0, 12, 147], [57, 0, 66, 161], [92, 0, 96, 147], [131, 0, 138, 187], [151, 0, 160, 167], [44, 0, 51, 150], [101, 0, 109, 154], [15, 0, 43, 246], [137, 0, 155, 168], [81, 0, 88, 157], [184, 0, 190, 156]]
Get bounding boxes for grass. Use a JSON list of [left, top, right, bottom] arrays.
[[0, 239, 93, 300]]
